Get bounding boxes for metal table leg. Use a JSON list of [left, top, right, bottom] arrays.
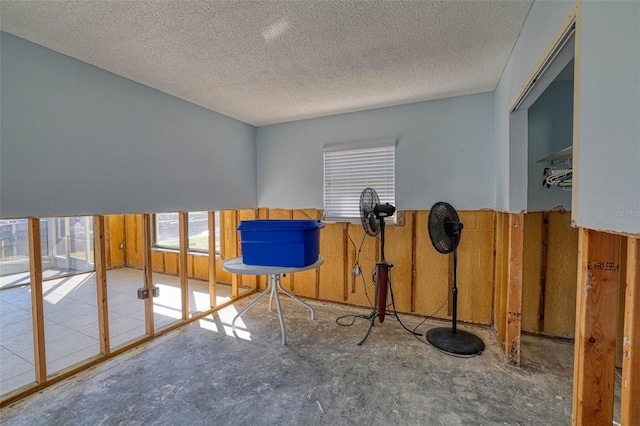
[[271, 275, 286, 345], [232, 273, 315, 346], [276, 276, 315, 320], [231, 275, 274, 335]]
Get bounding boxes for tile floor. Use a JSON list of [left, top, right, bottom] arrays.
[[0, 268, 249, 397]]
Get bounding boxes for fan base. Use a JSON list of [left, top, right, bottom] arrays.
[[426, 328, 484, 356]]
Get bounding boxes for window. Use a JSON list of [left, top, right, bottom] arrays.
[[0, 217, 94, 279], [154, 212, 220, 255], [323, 139, 396, 221]]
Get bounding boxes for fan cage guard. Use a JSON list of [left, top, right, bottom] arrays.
[[360, 187, 380, 237]]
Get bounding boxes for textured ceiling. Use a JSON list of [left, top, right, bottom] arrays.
[[0, 1, 533, 126]]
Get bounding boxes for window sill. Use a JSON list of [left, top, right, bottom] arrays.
[[151, 247, 220, 258]]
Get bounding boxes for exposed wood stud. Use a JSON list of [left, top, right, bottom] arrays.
[[490, 211, 497, 330], [351, 248, 357, 294], [448, 251, 454, 316], [179, 212, 189, 319], [93, 216, 110, 354], [411, 211, 417, 313], [142, 214, 154, 336], [572, 228, 621, 426], [208, 211, 217, 308], [343, 223, 348, 301], [28, 218, 46, 382], [506, 213, 524, 366], [104, 217, 112, 269], [538, 211, 550, 332], [315, 267, 321, 300], [230, 210, 239, 298], [290, 208, 295, 292], [621, 237, 639, 426]]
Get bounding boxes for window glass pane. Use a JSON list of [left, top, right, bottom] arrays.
[[45, 216, 94, 274], [154, 212, 221, 254], [155, 213, 179, 249], [188, 211, 208, 251], [0, 219, 32, 280]]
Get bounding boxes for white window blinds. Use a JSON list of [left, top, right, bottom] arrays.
[[323, 140, 396, 221]]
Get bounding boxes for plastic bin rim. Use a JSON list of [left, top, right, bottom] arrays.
[[238, 219, 324, 231]]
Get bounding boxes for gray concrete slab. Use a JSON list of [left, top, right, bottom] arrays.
[[1, 295, 585, 425]]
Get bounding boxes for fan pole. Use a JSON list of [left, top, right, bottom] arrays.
[[452, 247, 458, 334], [380, 217, 386, 261]]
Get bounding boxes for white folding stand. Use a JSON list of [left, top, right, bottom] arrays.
[[222, 256, 324, 345]]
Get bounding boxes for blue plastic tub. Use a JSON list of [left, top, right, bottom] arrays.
[[237, 220, 324, 267]]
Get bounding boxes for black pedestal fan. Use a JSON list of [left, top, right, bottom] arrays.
[[426, 202, 484, 356], [357, 187, 396, 345]]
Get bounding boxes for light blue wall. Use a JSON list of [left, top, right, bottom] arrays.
[[527, 80, 573, 211], [0, 32, 257, 218], [495, 0, 639, 234], [574, 1, 639, 233], [494, 1, 576, 213], [256, 93, 495, 211]]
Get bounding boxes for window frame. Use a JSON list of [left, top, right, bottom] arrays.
[[152, 211, 220, 256], [322, 139, 396, 223]]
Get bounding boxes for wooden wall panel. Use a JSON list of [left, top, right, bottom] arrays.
[[544, 211, 579, 336], [192, 255, 209, 280], [292, 210, 323, 298], [455, 211, 494, 325], [345, 221, 378, 308], [124, 214, 143, 267], [151, 251, 164, 273], [237, 209, 257, 289], [106, 215, 126, 269], [385, 212, 413, 314], [164, 251, 179, 275], [521, 211, 579, 337], [522, 213, 543, 333], [319, 223, 346, 302], [414, 210, 450, 320], [109, 209, 595, 341]]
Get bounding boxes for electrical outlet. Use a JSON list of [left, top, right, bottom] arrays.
[[119, 242, 125, 249], [137, 288, 149, 299]]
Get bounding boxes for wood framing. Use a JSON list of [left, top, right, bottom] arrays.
[[229, 210, 240, 298], [505, 213, 524, 365], [179, 212, 189, 319], [411, 211, 417, 312], [343, 223, 348, 301], [621, 237, 639, 426], [28, 218, 46, 382], [538, 211, 550, 332], [93, 215, 110, 354], [208, 211, 217, 308], [572, 228, 621, 426], [142, 214, 154, 336], [509, 7, 577, 112]]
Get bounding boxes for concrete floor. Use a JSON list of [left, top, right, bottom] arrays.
[[2, 291, 616, 426]]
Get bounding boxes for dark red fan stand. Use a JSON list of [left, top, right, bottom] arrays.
[[376, 261, 389, 323]]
